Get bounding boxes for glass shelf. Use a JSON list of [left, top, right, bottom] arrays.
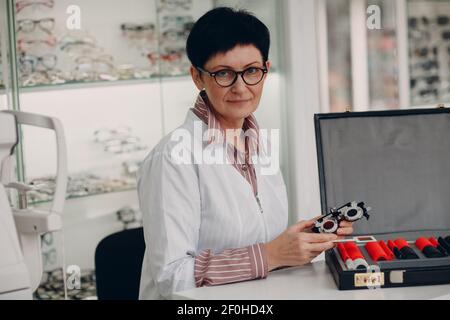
[[18, 68, 278, 92], [28, 184, 137, 206], [17, 73, 187, 92]]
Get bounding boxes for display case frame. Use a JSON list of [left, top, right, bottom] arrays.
[[317, 0, 450, 112]]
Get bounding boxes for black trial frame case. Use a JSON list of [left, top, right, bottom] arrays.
[[314, 107, 450, 290]]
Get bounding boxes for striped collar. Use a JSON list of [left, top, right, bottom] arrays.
[[191, 90, 260, 155]]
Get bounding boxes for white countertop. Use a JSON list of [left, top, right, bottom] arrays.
[[173, 260, 450, 300]]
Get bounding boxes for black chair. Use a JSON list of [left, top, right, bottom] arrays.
[[95, 227, 145, 300]]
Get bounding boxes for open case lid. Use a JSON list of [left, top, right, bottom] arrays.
[[314, 108, 450, 235]]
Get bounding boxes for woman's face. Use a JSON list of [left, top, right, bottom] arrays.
[[191, 45, 270, 128]]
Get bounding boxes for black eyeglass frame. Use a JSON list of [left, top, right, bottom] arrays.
[[196, 64, 268, 87]]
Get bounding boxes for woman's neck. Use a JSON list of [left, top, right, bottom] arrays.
[[216, 115, 245, 130]]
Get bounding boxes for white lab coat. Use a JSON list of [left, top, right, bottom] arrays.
[[138, 110, 288, 299]]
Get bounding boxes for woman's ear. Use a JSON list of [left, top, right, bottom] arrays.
[[265, 60, 271, 72], [190, 65, 204, 91]]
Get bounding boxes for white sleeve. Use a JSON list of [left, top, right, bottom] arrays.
[[138, 150, 201, 299]]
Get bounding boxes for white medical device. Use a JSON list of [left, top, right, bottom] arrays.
[[0, 111, 67, 299]]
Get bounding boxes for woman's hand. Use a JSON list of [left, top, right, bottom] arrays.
[[336, 220, 354, 237], [264, 218, 355, 271], [264, 219, 337, 271], [306, 215, 354, 237]]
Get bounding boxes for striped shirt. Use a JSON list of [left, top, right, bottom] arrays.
[[191, 90, 268, 287], [192, 90, 259, 196]]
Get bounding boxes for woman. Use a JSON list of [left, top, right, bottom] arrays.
[[138, 7, 353, 300]]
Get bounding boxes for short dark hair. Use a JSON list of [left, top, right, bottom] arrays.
[[186, 7, 270, 68]]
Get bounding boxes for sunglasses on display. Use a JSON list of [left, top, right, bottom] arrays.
[[418, 88, 439, 99], [414, 46, 437, 58], [442, 30, 450, 40], [437, 15, 450, 26], [408, 15, 450, 29], [411, 59, 439, 72], [121, 23, 155, 32], [15, 0, 54, 13], [17, 18, 55, 34], [410, 76, 441, 90], [121, 23, 156, 44]]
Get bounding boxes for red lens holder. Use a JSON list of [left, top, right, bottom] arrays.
[[365, 242, 389, 261]]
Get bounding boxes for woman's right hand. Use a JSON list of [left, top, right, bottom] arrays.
[[263, 219, 337, 271]]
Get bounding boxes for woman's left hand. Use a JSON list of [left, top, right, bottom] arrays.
[[336, 220, 354, 237], [306, 216, 354, 237]]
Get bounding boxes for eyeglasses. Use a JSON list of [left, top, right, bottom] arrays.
[[20, 69, 67, 87], [94, 127, 147, 154], [161, 15, 193, 29], [74, 55, 117, 82], [121, 23, 156, 44], [17, 36, 57, 52], [161, 29, 188, 42], [121, 23, 155, 32], [157, 0, 192, 12], [414, 46, 437, 58], [60, 34, 97, 55], [16, 0, 54, 13], [17, 18, 55, 34], [409, 15, 450, 28], [197, 65, 268, 87], [27, 174, 138, 203], [19, 54, 57, 73]]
